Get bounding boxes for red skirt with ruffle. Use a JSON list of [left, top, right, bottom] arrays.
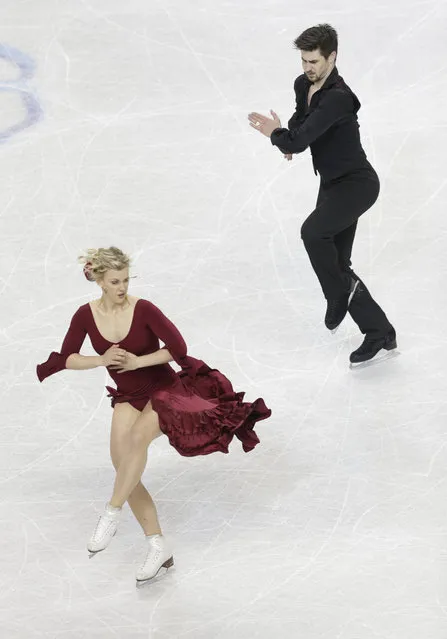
[[106, 357, 271, 457]]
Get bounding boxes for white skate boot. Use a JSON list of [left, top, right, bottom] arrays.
[[136, 534, 174, 586], [87, 503, 121, 558]]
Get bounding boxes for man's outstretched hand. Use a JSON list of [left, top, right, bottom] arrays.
[[248, 109, 281, 137], [248, 110, 292, 161]]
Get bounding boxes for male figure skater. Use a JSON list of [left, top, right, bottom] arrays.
[[248, 24, 396, 364]]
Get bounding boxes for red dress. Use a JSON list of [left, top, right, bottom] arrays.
[[36, 299, 271, 456]]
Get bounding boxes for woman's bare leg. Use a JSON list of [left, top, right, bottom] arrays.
[[109, 402, 162, 510], [110, 403, 161, 535]]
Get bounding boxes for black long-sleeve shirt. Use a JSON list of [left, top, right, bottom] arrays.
[[270, 67, 371, 182]]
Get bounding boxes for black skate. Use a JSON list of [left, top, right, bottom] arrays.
[[349, 329, 397, 366], [325, 278, 359, 332]]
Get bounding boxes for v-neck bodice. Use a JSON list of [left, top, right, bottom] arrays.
[[87, 299, 141, 345]]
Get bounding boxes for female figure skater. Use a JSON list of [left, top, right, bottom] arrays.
[[37, 247, 271, 585]]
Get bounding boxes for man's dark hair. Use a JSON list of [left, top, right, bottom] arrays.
[[294, 24, 338, 59]]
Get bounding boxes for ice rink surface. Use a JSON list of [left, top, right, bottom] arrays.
[[1, 0, 447, 637]]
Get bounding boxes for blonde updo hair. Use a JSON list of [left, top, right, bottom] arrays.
[[78, 247, 131, 282]]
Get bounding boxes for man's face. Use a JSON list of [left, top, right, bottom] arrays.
[[301, 49, 335, 83]]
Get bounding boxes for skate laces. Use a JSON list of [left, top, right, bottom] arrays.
[[142, 536, 163, 566], [91, 512, 116, 542], [91, 515, 108, 541]]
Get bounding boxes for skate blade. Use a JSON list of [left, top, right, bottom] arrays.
[[136, 556, 174, 588], [349, 349, 400, 370]]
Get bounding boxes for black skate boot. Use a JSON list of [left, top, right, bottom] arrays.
[[325, 277, 359, 332], [349, 328, 397, 364]]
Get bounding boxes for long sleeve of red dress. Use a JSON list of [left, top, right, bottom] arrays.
[[138, 299, 203, 377], [139, 300, 187, 363], [36, 307, 88, 382]]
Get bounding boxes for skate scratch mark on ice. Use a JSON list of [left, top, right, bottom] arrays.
[[0, 241, 29, 297], [242, 352, 318, 379], [0, 195, 14, 220], [22, 516, 122, 636], [174, 291, 265, 320], [256, 159, 310, 314], [172, 483, 355, 638], [372, 176, 447, 264], [66, 130, 246, 153], [417, 441, 447, 478], [272, 346, 344, 463], [155, 1, 244, 134], [267, 188, 294, 260], [137, 181, 233, 270], [174, 177, 260, 295], [152, 469, 191, 499], [268, 230, 305, 320], [80, 0, 242, 62], [47, 30, 71, 100], [224, 336, 255, 386], [165, 532, 387, 637], [352, 491, 406, 535], [82, 0, 246, 142], [300, 478, 352, 568], [40, 15, 77, 121], [52, 95, 138, 260], [380, 131, 413, 195], [254, 152, 304, 224], [331, 563, 418, 638], [362, 0, 442, 96], [135, 176, 241, 295], [384, 234, 444, 272], [369, 59, 447, 109], [292, 400, 354, 556], [171, 506, 387, 636], [216, 178, 239, 237], [211, 334, 324, 385], [0, 523, 28, 601], [3, 184, 43, 299], [249, 158, 310, 316], [117, 101, 231, 119], [0, 384, 107, 487], [4, 295, 92, 333], [378, 475, 447, 523], [71, 95, 138, 189]]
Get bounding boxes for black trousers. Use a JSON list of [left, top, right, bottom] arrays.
[[300, 168, 393, 337]]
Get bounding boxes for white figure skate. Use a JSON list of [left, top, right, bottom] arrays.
[[87, 503, 121, 558], [136, 534, 174, 586]]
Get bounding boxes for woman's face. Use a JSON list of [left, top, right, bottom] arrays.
[[100, 268, 130, 302]]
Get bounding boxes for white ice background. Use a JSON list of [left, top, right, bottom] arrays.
[[1, 0, 447, 637]]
